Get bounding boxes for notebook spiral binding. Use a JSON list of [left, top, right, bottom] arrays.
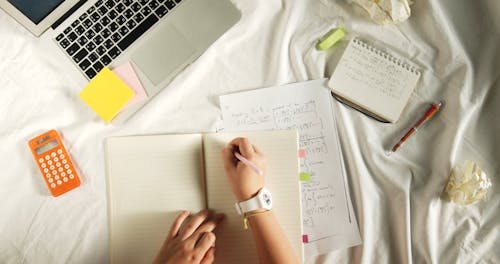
[[352, 38, 420, 76]]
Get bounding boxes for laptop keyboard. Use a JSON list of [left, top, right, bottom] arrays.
[[55, 0, 183, 79]]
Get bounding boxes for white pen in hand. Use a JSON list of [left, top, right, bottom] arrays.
[[234, 152, 263, 176]]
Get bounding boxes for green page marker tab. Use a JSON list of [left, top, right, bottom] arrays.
[[300, 172, 311, 182], [316, 27, 346, 50]]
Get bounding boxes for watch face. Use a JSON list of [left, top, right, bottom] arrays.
[[262, 192, 272, 206]]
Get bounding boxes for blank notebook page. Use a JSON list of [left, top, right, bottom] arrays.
[[105, 134, 206, 264], [328, 38, 420, 122], [202, 130, 303, 263]]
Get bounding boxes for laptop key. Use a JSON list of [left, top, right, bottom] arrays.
[[174, 0, 182, 3], [155, 6, 168, 18], [119, 26, 129, 36], [104, 39, 114, 49], [108, 47, 121, 59], [83, 19, 93, 28], [92, 23, 103, 33], [140, 7, 152, 16], [77, 36, 88, 46], [95, 0, 104, 7], [108, 10, 118, 19], [116, 3, 126, 13], [148, 1, 159, 9], [86, 6, 96, 14], [85, 41, 96, 51], [84, 29, 96, 39], [85, 68, 97, 79], [116, 15, 126, 25], [73, 48, 88, 63], [90, 12, 100, 22], [76, 25, 85, 34], [105, 0, 115, 9], [71, 20, 80, 27], [66, 43, 80, 56], [68, 32, 78, 42], [56, 33, 64, 41], [96, 45, 107, 56], [63, 26, 72, 34], [124, 9, 134, 19], [134, 13, 144, 23], [79, 59, 91, 71], [165, 0, 176, 9], [101, 28, 112, 38], [101, 55, 111, 65], [98, 6, 108, 16], [79, 13, 88, 21], [100, 16, 111, 26], [93, 61, 104, 72], [139, 0, 148, 5], [131, 2, 141, 12], [117, 14, 158, 51], [108, 22, 119, 32], [123, 0, 133, 6], [59, 38, 70, 48], [126, 20, 137, 30], [111, 33, 122, 43], [88, 52, 99, 62], [94, 35, 104, 45]]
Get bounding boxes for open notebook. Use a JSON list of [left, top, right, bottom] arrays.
[[105, 131, 303, 263]]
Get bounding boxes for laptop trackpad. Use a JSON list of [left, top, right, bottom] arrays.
[[132, 22, 196, 87]]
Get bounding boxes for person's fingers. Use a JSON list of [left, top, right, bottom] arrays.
[[253, 144, 263, 155], [192, 213, 224, 237], [229, 137, 254, 158], [178, 210, 210, 240], [221, 147, 236, 171], [194, 232, 216, 256], [167, 211, 190, 241], [200, 247, 216, 264]]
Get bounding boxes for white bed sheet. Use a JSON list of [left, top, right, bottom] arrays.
[[1, 0, 499, 263]]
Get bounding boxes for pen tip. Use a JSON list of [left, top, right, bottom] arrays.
[[385, 151, 393, 157]]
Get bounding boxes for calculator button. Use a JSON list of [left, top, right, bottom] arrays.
[[62, 159, 67, 164], [48, 160, 53, 165], [51, 152, 57, 157], [46, 173, 51, 178], [56, 162, 61, 167], [51, 183, 56, 188], [67, 169, 72, 174], [50, 165, 55, 170], [64, 164, 70, 169], [43, 168, 49, 173], [57, 180, 62, 185], [39, 158, 44, 163], [45, 155, 50, 160], [60, 154, 65, 159], [63, 177, 68, 182], [55, 175, 60, 180], [48, 178, 54, 183], [61, 172, 66, 177], [58, 167, 64, 172], [69, 174, 74, 179], [52, 170, 57, 175], [57, 149, 63, 154], [54, 157, 59, 162], [41, 163, 47, 168]]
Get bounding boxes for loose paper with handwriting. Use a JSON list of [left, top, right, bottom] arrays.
[[220, 80, 361, 249]]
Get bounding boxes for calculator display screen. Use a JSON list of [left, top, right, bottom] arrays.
[[35, 139, 59, 155]]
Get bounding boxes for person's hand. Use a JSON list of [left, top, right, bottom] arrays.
[[221, 137, 266, 202], [153, 210, 224, 264]]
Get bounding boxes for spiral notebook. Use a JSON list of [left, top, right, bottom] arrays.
[[328, 37, 421, 123]]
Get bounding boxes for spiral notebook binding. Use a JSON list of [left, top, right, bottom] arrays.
[[352, 37, 420, 76]]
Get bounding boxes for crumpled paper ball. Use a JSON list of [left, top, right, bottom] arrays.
[[351, 0, 413, 25], [445, 160, 492, 205]]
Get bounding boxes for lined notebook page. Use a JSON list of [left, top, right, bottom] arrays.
[[105, 134, 206, 264], [202, 130, 303, 263], [328, 38, 420, 122]]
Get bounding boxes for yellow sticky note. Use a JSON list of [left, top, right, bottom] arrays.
[[300, 172, 311, 182], [316, 27, 346, 50], [79, 67, 135, 123]]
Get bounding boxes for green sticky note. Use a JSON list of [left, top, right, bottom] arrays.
[[300, 172, 311, 182], [316, 27, 346, 50]]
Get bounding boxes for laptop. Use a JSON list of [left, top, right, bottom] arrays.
[[0, 0, 241, 122]]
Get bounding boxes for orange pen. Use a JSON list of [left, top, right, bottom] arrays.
[[387, 102, 443, 155]]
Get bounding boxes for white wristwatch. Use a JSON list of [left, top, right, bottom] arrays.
[[235, 188, 273, 215]]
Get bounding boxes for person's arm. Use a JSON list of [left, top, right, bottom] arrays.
[[221, 138, 299, 264]]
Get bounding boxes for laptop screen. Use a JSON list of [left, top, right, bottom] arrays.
[[8, 0, 64, 25]]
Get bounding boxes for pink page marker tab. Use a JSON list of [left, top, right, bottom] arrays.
[[298, 149, 306, 158], [112, 62, 148, 109], [302, 234, 309, 243]]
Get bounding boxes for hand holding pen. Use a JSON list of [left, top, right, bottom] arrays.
[[221, 138, 266, 201], [387, 101, 443, 155]]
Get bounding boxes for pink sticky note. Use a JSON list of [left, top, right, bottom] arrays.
[[298, 149, 306, 158], [112, 62, 148, 109], [302, 234, 309, 243]]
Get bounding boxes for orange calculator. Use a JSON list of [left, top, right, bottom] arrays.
[[28, 130, 80, 197]]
